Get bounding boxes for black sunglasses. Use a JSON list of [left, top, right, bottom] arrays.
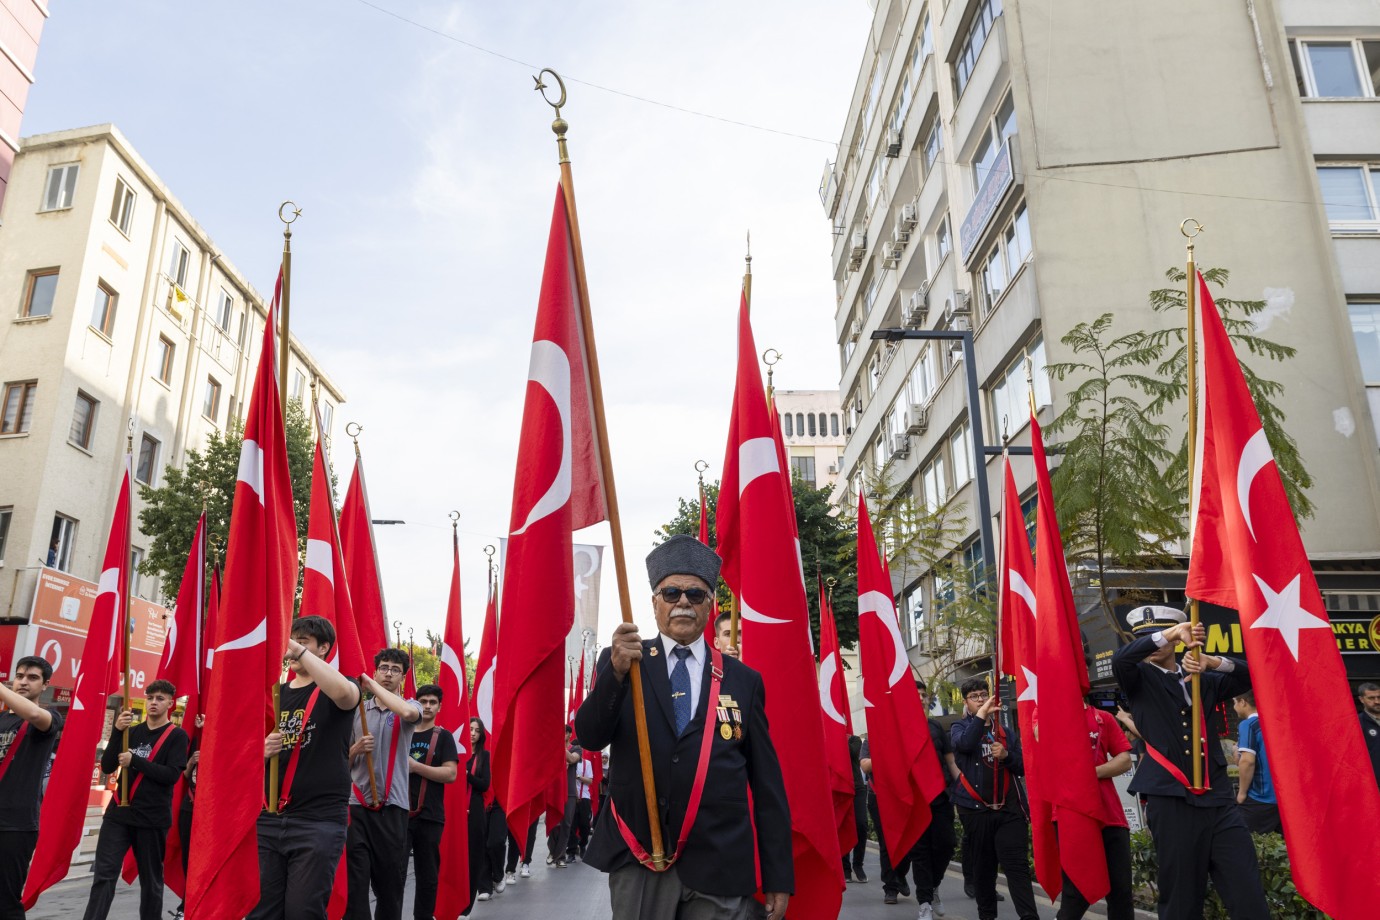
[[655, 586, 713, 605]]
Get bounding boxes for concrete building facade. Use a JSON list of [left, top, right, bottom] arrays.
[[0, 0, 47, 216], [774, 388, 846, 491], [825, 0, 1380, 684], [0, 124, 344, 616]]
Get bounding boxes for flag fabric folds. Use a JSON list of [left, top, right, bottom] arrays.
[[491, 187, 607, 852], [1185, 272, 1380, 919], [817, 574, 857, 861], [1031, 414, 1109, 905], [717, 293, 843, 919], [301, 421, 368, 677], [185, 277, 300, 920], [997, 459, 1060, 900], [434, 533, 473, 920], [22, 461, 131, 908], [855, 495, 945, 863], [159, 513, 206, 709], [340, 453, 390, 663]]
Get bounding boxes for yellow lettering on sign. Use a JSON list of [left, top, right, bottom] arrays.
[[1206, 624, 1232, 654]]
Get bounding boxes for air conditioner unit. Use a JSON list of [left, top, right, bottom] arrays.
[[946, 290, 972, 318], [882, 241, 902, 268], [890, 433, 910, 458], [827, 462, 840, 475], [850, 231, 867, 258], [905, 404, 929, 435], [849, 320, 863, 342], [903, 285, 928, 327], [900, 201, 918, 231], [893, 215, 911, 245], [886, 129, 902, 158]]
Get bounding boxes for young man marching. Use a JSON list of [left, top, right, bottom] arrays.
[[82, 680, 189, 920], [406, 684, 458, 920], [251, 616, 361, 920], [0, 656, 63, 920], [346, 647, 422, 920]]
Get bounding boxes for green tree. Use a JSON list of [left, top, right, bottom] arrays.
[[655, 478, 859, 650], [137, 399, 319, 603]]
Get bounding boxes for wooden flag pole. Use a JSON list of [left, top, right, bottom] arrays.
[[730, 240, 753, 652], [536, 68, 666, 869], [121, 435, 134, 806], [1181, 219, 1206, 792]]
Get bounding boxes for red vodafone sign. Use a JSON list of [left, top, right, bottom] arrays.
[[27, 568, 170, 700]]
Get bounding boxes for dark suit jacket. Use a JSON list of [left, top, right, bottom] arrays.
[[951, 714, 1025, 812], [1112, 633, 1250, 806], [574, 639, 794, 897], [1362, 711, 1380, 788]]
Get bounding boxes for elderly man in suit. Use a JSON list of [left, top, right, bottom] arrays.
[[575, 535, 792, 920], [1112, 605, 1268, 920]]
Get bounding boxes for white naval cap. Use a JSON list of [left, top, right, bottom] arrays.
[[1126, 605, 1188, 635]]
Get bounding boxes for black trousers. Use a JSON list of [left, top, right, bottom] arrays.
[[505, 819, 538, 872], [407, 818, 444, 920], [346, 804, 409, 920], [958, 805, 1039, 920], [849, 788, 868, 869], [910, 798, 955, 905], [81, 819, 167, 920], [962, 827, 974, 885], [566, 798, 591, 856], [1238, 801, 1280, 835], [480, 806, 506, 890], [1056, 825, 1134, 920], [1144, 796, 1269, 920], [866, 790, 899, 891], [546, 797, 576, 860], [249, 811, 348, 920], [177, 803, 193, 876], [0, 829, 38, 920]]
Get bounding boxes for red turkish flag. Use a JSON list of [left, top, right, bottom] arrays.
[[491, 186, 607, 853], [1030, 419, 1109, 904], [997, 459, 1060, 899], [435, 530, 473, 920], [817, 573, 857, 860], [472, 582, 499, 739], [158, 513, 205, 702], [22, 462, 130, 908], [717, 293, 843, 918], [301, 424, 368, 677], [339, 453, 390, 663], [1185, 273, 1380, 919], [856, 495, 945, 862], [186, 275, 300, 920]]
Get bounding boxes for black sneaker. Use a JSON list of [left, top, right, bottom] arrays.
[[997, 892, 1005, 901], [964, 882, 976, 899], [854, 865, 868, 883], [898, 880, 911, 898], [884, 891, 898, 905]]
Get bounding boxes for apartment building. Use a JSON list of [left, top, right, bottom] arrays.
[[0, 124, 344, 621], [825, 0, 1380, 684], [775, 388, 846, 490], [0, 0, 48, 216]]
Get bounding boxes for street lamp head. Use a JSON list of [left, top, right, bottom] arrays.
[[871, 328, 907, 342]]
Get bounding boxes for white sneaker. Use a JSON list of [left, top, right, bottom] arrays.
[[504, 871, 518, 884], [933, 898, 945, 917], [494, 879, 506, 894], [519, 864, 531, 878], [476, 893, 491, 902], [917, 904, 933, 920]]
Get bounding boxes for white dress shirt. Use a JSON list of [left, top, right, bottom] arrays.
[[658, 632, 706, 723]]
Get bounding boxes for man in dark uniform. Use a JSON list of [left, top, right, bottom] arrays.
[[889, 680, 959, 920], [1112, 605, 1268, 920], [1358, 682, 1380, 788], [951, 677, 1038, 920], [0, 656, 63, 920], [575, 535, 793, 920]]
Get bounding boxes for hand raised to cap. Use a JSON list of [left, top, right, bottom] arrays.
[[609, 622, 643, 679]]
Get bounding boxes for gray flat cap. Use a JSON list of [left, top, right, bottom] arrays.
[[647, 535, 721, 590], [1126, 605, 1187, 634]]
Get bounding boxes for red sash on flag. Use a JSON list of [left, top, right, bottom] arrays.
[[124, 724, 177, 803], [609, 646, 723, 872], [276, 688, 322, 811], [352, 712, 401, 810], [0, 722, 30, 786]]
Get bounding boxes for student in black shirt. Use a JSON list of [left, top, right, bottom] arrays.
[[82, 680, 189, 920], [405, 684, 458, 920], [468, 719, 497, 905], [250, 616, 361, 920], [170, 713, 203, 920], [0, 655, 64, 920]]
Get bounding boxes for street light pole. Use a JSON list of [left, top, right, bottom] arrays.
[[871, 327, 995, 591]]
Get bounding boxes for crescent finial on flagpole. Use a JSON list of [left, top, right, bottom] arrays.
[[535, 68, 571, 164]]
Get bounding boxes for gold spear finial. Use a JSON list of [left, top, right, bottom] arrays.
[[535, 68, 570, 164], [345, 421, 363, 459], [694, 459, 709, 489], [762, 348, 782, 395]]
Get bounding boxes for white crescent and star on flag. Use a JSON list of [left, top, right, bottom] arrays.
[[737, 436, 791, 625], [513, 339, 572, 536], [817, 653, 846, 725]]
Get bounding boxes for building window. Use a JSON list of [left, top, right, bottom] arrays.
[[1318, 165, 1380, 231], [950, 421, 973, 488], [866, 159, 881, 212], [21, 269, 59, 318], [91, 281, 118, 337], [69, 391, 98, 449], [49, 515, 77, 571], [784, 413, 794, 437], [936, 217, 952, 263], [203, 377, 222, 422], [110, 177, 136, 235], [976, 202, 1032, 316], [903, 587, 924, 647], [0, 507, 10, 565], [908, 347, 937, 406], [922, 116, 943, 174], [1291, 39, 1380, 98], [808, 413, 818, 437], [921, 452, 949, 512], [155, 335, 175, 384], [831, 413, 840, 437], [41, 163, 80, 211], [988, 336, 1052, 440], [321, 401, 334, 436], [1, 382, 37, 435], [130, 547, 144, 597], [1349, 302, 1380, 449], [917, 10, 934, 67], [216, 289, 233, 331], [794, 413, 806, 437], [790, 455, 817, 483], [291, 369, 307, 405], [169, 239, 191, 289], [237, 311, 249, 348], [136, 434, 160, 486], [864, 59, 884, 133], [955, 0, 1004, 97], [972, 92, 1017, 189]]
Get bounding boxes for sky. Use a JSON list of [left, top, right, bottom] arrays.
[[23, 0, 875, 651]]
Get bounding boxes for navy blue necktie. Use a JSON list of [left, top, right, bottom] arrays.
[[671, 646, 693, 736]]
